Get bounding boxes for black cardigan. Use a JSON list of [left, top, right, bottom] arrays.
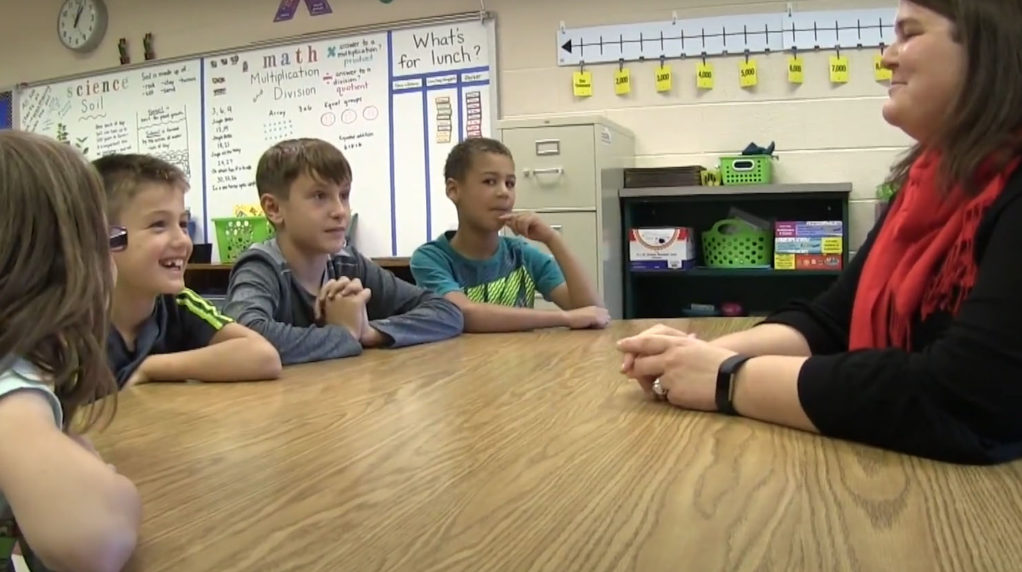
[[761, 165, 1022, 465]]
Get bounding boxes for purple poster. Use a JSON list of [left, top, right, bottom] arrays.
[[304, 0, 332, 16], [273, 0, 301, 22]]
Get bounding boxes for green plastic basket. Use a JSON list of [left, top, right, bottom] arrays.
[[701, 218, 772, 268], [719, 155, 773, 185], [213, 216, 275, 263]]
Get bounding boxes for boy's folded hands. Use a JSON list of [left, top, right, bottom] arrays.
[[316, 277, 373, 342]]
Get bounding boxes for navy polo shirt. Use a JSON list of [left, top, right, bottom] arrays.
[[107, 288, 232, 387]]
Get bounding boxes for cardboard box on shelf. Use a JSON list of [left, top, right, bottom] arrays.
[[774, 220, 843, 238], [774, 236, 843, 254], [774, 220, 843, 270], [774, 253, 843, 271], [629, 227, 696, 270]]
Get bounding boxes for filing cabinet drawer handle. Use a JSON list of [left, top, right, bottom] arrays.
[[523, 167, 564, 177], [550, 224, 563, 232]]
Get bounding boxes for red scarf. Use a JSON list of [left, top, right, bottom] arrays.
[[849, 150, 1018, 351]]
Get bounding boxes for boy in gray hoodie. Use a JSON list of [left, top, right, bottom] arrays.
[[222, 138, 463, 365]]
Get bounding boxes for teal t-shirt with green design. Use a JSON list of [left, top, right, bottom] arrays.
[[410, 231, 566, 307]]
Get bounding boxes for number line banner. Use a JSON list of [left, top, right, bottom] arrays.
[[557, 8, 895, 66]]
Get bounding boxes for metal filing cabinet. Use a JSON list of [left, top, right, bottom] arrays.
[[497, 116, 635, 318]]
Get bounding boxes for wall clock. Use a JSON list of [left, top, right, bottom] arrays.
[[58, 0, 108, 53]]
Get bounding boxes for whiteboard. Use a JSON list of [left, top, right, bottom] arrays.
[[203, 17, 498, 259], [12, 14, 497, 261], [15, 62, 206, 231]]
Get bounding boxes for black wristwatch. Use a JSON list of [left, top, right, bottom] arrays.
[[716, 354, 754, 415]]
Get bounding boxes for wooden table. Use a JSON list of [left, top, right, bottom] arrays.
[[94, 319, 1022, 571]]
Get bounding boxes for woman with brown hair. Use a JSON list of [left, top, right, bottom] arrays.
[[617, 0, 1022, 465], [0, 131, 141, 570]]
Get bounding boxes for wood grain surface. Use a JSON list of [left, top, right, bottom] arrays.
[[91, 318, 1022, 571]]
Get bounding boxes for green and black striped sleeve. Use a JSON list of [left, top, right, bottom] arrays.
[[174, 288, 233, 348]]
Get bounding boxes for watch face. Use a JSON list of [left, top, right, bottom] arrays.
[[58, 0, 106, 52]]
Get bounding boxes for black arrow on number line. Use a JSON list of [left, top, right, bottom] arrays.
[[559, 21, 891, 55]]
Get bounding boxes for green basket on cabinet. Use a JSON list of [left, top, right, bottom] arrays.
[[719, 155, 773, 185], [213, 216, 275, 263], [701, 218, 772, 268]]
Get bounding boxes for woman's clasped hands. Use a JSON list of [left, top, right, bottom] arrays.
[[617, 324, 738, 411]]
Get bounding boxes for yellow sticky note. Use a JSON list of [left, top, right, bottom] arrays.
[[700, 169, 721, 186], [830, 55, 850, 83], [696, 62, 714, 90], [873, 54, 892, 82], [655, 65, 672, 93], [572, 71, 592, 97], [233, 204, 263, 217], [614, 68, 631, 95], [787, 55, 804, 84], [739, 59, 758, 88]]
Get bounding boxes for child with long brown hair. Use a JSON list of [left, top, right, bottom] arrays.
[[0, 131, 141, 570]]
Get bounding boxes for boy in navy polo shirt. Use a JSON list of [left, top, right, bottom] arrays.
[[410, 137, 610, 332], [94, 154, 282, 387]]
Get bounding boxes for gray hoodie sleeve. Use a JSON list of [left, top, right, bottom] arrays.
[[352, 253, 464, 347], [223, 256, 363, 365]]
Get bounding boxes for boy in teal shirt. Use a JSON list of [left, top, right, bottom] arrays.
[[411, 137, 609, 332]]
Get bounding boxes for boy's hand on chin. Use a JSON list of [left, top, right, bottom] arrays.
[[500, 212, 558, 244]]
